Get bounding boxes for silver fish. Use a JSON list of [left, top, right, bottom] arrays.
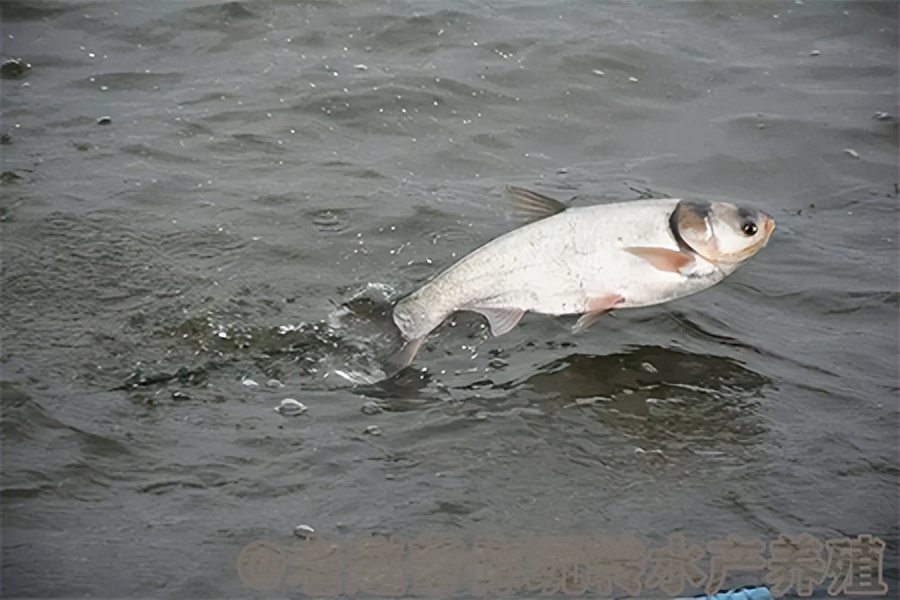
[[386, 186, 775, 372]]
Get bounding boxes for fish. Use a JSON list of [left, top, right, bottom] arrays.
[[384, 186, 775, 373]]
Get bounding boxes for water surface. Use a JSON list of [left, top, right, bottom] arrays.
[[1, 1, 897, 597]]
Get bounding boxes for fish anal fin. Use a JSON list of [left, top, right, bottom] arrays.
[[624, 246, 694, 274], [573, 294, 624, 334], [472, 306, 525, 337], [504, 186, 568, 223]]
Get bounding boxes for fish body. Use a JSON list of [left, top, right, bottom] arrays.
[[387, 187, 775, 372]]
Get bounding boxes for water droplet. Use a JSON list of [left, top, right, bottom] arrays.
[[275, 399, 307, 416], [293, 524, 315, 539]]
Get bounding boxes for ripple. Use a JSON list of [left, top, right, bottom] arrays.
[[369, 9, 477, 51], [73, 71, 183, 91], [0, 0, 75, 21], [120, 143, 201, 165], [181, 0, 261, 24], [307, 207, 351, 234]]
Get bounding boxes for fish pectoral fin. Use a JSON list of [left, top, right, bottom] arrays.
[[472, 307, 526, 337], [624, 246, 694, 274], [504, 186, 568, 223], [572, 293, 624, 334]]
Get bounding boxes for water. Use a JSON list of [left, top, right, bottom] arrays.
[[1, 1, 897, 598]]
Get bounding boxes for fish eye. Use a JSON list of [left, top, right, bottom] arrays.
[[742, 222, 758, 236]]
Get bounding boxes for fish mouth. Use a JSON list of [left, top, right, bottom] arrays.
[[763, 214, 776, 237]]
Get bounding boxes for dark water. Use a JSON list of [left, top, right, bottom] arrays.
[[1, 1, 897, 598]]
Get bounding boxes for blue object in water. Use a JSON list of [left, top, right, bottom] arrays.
[[674, 586, 773, 600]]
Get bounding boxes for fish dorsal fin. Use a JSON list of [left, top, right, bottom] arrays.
[[504, 186, 568, 224], [472, 306, 525, 337]]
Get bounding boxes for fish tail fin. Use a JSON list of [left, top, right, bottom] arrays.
[[382, 292, 447, 375], [383, 335, 427, 375]]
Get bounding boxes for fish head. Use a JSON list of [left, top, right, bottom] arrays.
[[672, 200, 775, 266]]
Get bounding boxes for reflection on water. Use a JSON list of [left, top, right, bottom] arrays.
[[516, 345, 769, 407], [501, 346, 771, 446], [344, 344, 771, 450]]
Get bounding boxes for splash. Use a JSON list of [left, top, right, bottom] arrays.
[[321, 282, 406, 385]]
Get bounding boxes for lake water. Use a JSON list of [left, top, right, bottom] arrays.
[[1, 1, 897, 598]]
